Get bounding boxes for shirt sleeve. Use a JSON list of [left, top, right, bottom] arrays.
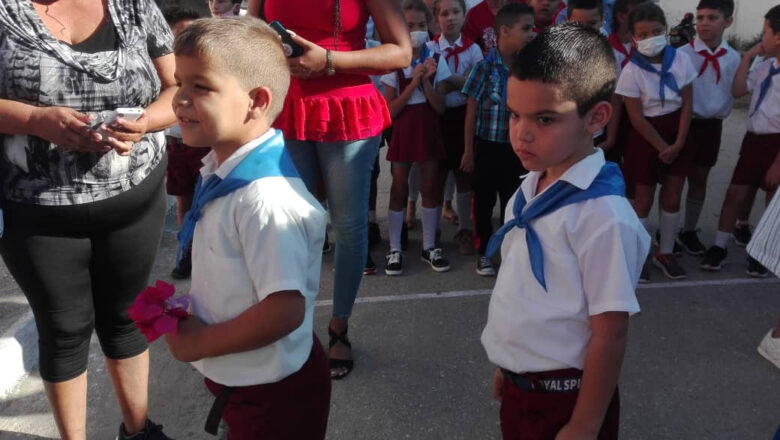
[[679, 51, 699, 87], [135, 0, 174, 59], [614, 64, 641, 98], [462, 61, 486, 100], [746, 59, 766, 94], [433, 52, 453, 85]]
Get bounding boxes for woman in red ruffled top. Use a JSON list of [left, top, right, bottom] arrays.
[[250, 0, 411, 380]]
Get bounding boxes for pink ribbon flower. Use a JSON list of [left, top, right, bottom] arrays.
[[128, 280, 190, 342]]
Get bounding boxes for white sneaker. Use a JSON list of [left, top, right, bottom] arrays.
[[757, 330, 780, 371]]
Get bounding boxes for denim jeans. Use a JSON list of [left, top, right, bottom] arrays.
[[286, 136, 381, 319]]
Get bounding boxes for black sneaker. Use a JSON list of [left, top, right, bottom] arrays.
[[654, 231, 683, 256], [323, 232, 333, 254], [421, 247, 450, 272], [652, 253, 686, 280], [364, 253, 376, 276], [639, 257, 651, 284], [385, 251, 403, 276], [700, 246, 727, 271], [117, 419, 174, 440], [732, 224, 752, 247], [746, 257, 769, 278], [368, 222, 382, 249], [676, 230, 706, 256], [401, 223, 409, 251], [171, 249, 191, 280], [476, 255, 496, 277]]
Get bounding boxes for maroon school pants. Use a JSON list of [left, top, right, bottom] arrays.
[[204, 335, 331, 440], [499, 368, 620, 440]]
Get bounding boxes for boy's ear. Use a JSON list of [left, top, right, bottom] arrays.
[[585, 101, 613, 135], [248, 86, 273, 120], [724, 15, 734, 28]]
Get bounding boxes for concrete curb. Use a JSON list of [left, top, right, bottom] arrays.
[[0, 310, 37, 399]]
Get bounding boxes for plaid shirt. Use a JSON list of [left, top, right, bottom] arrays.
[[461, 48, 510, 143]]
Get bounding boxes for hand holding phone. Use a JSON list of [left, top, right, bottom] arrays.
[[269, 21, 305, 58]]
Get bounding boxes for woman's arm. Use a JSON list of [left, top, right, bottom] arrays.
[[0, 99, 104, 151]]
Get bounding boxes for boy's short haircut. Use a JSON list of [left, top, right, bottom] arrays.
[[767, 5, 780, 33], [403, 0, 433, 24], [174, 17, 290, 121], [568, 0, 605, 18], [432, 0, 467, 18], [163, 6, 201, 26], [628, 2, 667, 34], [493, 3, 535, 38], [695, 0, 734, 19], [510, 22, 616, 116], [611, 0, 649, 34]]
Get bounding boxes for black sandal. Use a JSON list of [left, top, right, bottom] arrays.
[[328, 325, 354, 380]]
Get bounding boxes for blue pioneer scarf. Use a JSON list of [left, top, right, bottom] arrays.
[[750, 63, 780, 117], [629, 46, 680, 108]]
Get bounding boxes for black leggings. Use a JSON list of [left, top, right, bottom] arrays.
[[0, 161, 167, 382]]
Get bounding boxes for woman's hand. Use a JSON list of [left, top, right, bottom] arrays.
[[97, 113, 150, 156], [27, 106, 106, 152], [287, 31, 328, 78]]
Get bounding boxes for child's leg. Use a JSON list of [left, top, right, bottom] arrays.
[[453, 168, 474, 232], [632, 183, 656, 223], [683, 166, 709, 232], [406, 163, 420, 227], [713, 184, 756, 248], [175, 195, 193, 228], [389, 162, 412, 252], [442, 171, 458, 223], [474, 139, 500, 255], [658, 175, 685, 255], [420, 160, 442, 251]]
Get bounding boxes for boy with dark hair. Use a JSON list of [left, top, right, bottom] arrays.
[[675, 0, 740, 256], [462, 2, 535, 276], [701, 5, 780, 277], [528, 0, 563, 31], [566, 0, 605, 31], [481, 22, 649, 439]]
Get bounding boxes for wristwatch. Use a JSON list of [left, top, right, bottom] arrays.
[[326, 50, 336, 76]]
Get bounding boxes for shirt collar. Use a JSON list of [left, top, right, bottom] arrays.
[[520, 148, 606, 202], [200, 128, 277, 180], [438, 35, 463, 51], [692, 36, 727, 54]]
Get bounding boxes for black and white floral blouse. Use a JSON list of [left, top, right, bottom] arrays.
[[0, 0, 174, 205]]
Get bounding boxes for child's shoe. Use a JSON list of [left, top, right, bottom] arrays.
[[117, 419, 174, 440], [757, 329, 780, 371], [639, 257, 651, 284], [170, 250, 191, 280], [653, 231, 683, 256], [364, 254, 377, 276], [700, 246, 727, 271], [476, 255, 496, 277], [421, 248, 450, 272], [454, 229, 475, 255], [653, 253, 686, 280], [746, 257, 769, 278], [676, 230, 706, 256], [368, 221, 382, 249], [385, 251, 403, 276], [732, 223, 752, 247]]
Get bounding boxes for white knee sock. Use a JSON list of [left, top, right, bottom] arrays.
[[388, 209, 404, 252], [444, 172, 455, 202], [422, 206, 441, 250], [456, 191, 473, 231], [714, 230, 730, 248], [659, 210, 680, 254]]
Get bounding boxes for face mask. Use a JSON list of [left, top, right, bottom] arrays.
[[410, 31, 429, 49], [636, 34, 667, 57]]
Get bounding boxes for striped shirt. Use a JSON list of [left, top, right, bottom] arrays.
[[747, 191, 780, 276], [462, 48, 510, 143]]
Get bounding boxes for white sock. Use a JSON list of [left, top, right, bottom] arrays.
[[422, 206, 441, 250], [368, 210, 377, 223], [659, 210, 681, 254], [683, 197, 704, 232], [444, 172, 455, 202], [388, 209, 404, 252], [408, 164, 420, 203], [456, 191, 473, 231], [714, 230, 730, 248]]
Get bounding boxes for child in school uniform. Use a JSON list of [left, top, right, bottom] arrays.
[[528, 0, 563, 32], [462, 3, 534, 276], [481, 23, 650, 439], [675, 0, 740, 256], [432, 0, 484, 255], [163, 18, 330, 439], [700, 5, 780, 277], [382, 0, 453, 275], [615, 2, 698, 282]]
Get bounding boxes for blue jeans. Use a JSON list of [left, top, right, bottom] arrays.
[[286, 136, 381, 319]]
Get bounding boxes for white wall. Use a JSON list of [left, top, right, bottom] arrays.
[[657, 0, 775, 42]]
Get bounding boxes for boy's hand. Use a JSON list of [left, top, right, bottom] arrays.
[[460, 150, 474, 173], [765, 158, 780, 188], [165, 316, 207, 363], [492, 368, 504, 401], [423, 57, 437, 79], [746, 42, 765, 59], [554, 422, 598, 440]]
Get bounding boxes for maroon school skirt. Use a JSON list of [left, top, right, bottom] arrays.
[[623, 110, 693, 185], [165, 137, 210, 196], [440, 105, 467, 171], [730, 132, 780, 192], [687, 118, 724, 168], [387, 103, 446, 163]]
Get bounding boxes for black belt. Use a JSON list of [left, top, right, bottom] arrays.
[[501, 369, 582, 393], [205, 385, 235, 435]]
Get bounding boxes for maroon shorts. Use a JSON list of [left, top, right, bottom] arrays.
[[730, 132, 780, 192], [165, 137, 210, 196], [623, 110, 693, 185], [500, 368, 619, 440], [387, 103, 445, 163], [204, 335, 331, 440], [440, 105, 467, 172], [686, 118, 724, 168]]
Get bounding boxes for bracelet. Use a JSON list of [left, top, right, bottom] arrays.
[[326, 49, 336, 76]]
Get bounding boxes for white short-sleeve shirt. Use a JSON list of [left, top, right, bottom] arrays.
[[189, 130, 327, 387], [677, 37, 740, 119], [746, 57, 780, 135], [381, 42, 453, 106], [481, 149, 651, 374], [430, 35, 484, 108], [615, 49, 698, 117]]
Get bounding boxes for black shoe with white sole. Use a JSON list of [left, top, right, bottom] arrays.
[[676, 230, 706, 256], [421, 248, 450, 272], [385, 251, 403, 276], [654, 231, 683, 256], [746, 257, 769, 278], [732, 224, 752, 247], [700, 246, 727, 271], [653, 253, 687, 280]]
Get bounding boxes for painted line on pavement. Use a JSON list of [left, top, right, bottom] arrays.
[[0, 310, 36, 399], [314, 277, 780, 307]]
